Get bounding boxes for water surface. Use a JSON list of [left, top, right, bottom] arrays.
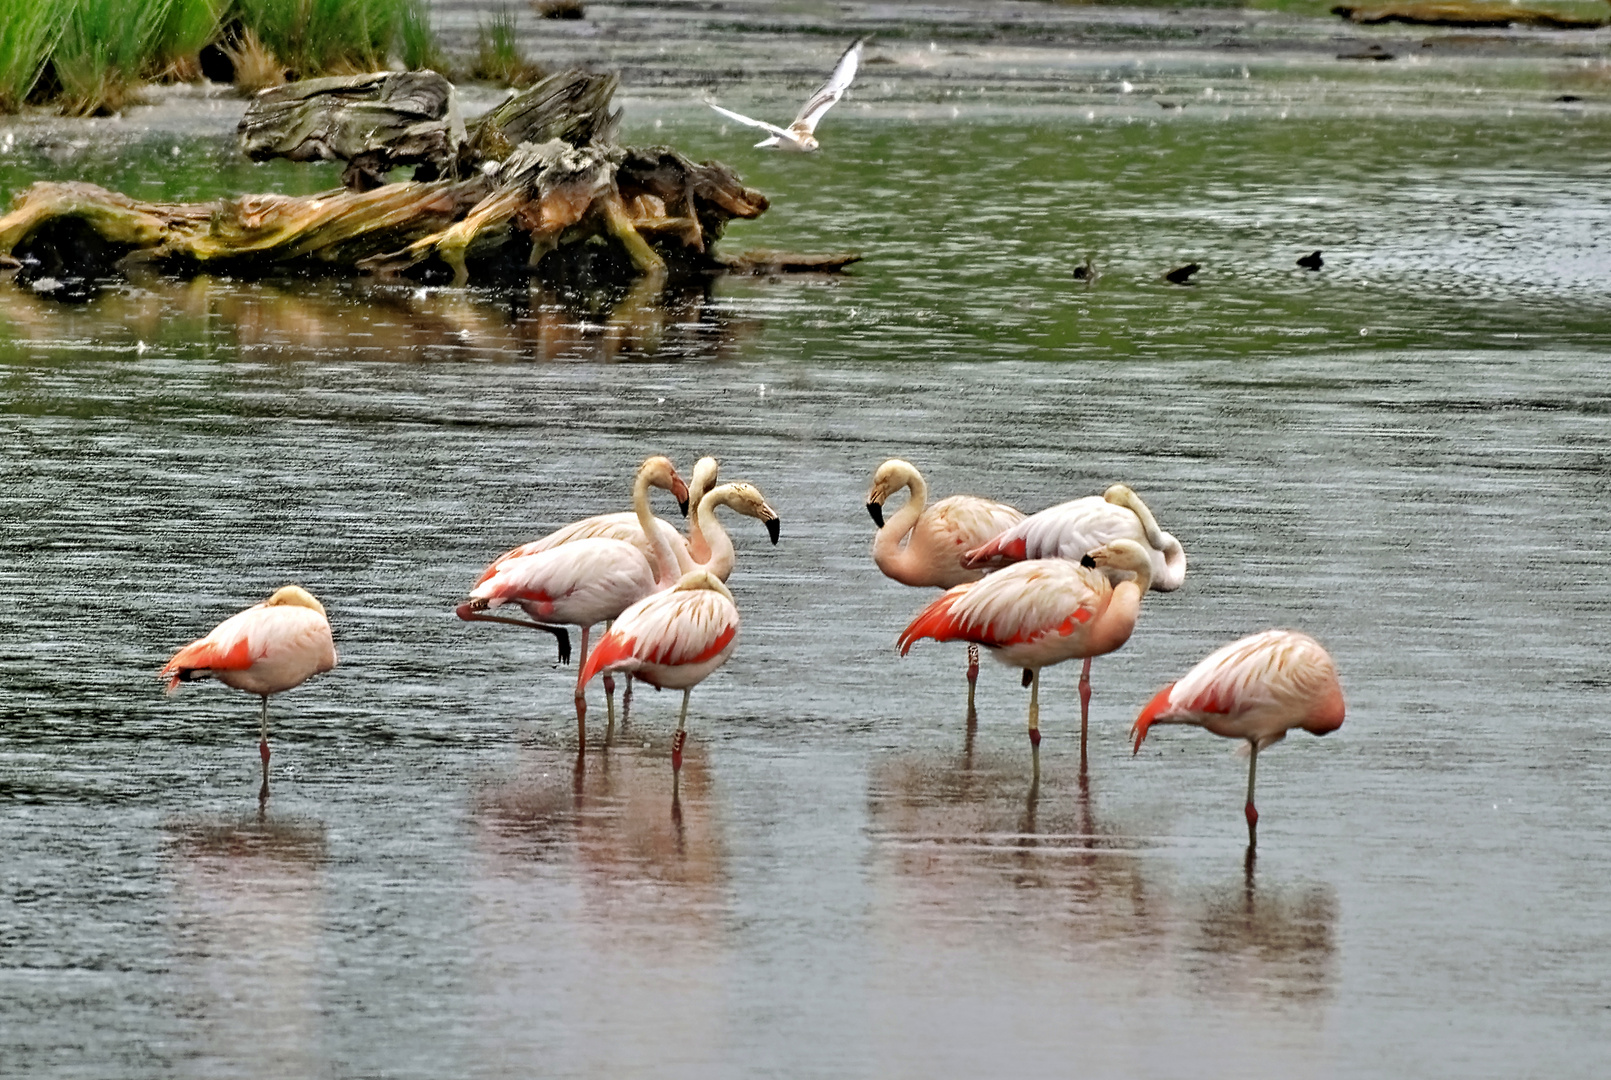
[[3, 4, 1611, 1077]]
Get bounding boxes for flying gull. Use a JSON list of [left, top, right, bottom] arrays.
[[708, 38, 864, 152]]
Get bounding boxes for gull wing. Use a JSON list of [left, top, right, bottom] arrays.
[[792, 37, 864, 134], [708, 102, 792, 139]]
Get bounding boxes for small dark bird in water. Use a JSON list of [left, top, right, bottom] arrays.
[[1072, 256, 1097, 282], [1164, 263, 1199, 285], [1297, 250, 1324, 271]]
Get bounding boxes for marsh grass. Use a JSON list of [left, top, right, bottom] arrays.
[[472, 6, 544, 87], [0, 2, 61, 111], [0, 0, 439, 114]]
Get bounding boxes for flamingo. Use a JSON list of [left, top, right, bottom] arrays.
[[898, 539, 1155, 772], [159, 585, 337, 799], [1130, 630, 1345, 845], [866, 458, 1024, 713], [476, 455, 691, 719], [578, 569, 740, 785], [961, 484, 1187, 592]]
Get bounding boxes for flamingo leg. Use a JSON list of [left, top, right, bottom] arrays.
[[1078, 656, 1093, 765], [454, 605, 572, 663], [966, 643, 980, 713], [574, 625, 591, 750], [1245, 741, 1260, 845], [1028, 669, 1041, 780], [672, 689, 690, 775], [603, 674, 617, 726], [258, 695, 271, 802], [622, 674, 634, 724]]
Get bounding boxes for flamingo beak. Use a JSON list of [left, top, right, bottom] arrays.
[[765, 517, 781, 545], [673, 477, 690, 517], [454, 600, 486, 620], [866, 501, 884, 527], [1080, 552, 1097, 568]]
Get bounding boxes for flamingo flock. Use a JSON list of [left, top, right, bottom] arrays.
[[160, 455, 1343, 844]]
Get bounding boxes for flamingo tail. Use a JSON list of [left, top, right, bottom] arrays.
[[897, 592, 971, 656], [579, 629, 636, 687], [1131, 681, 1177, 754], [960, 534, 1026, 570], [159, 636, 252, 692]]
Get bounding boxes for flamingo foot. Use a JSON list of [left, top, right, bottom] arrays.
[[672, 729, 687, 773]]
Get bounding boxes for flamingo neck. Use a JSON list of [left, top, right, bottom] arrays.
[[872, 466, 928, 578], [692, 489, 736, 581], [1106, 485, 1185, 592], [634, 475, 680, 587], [686, 459, 719, 563], [1087, 580, 1144, 657]]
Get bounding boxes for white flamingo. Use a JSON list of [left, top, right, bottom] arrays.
[[866, 458, 1023, 713], [961, 484, 1187, 592]]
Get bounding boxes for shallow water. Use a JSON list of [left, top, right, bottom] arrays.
[[4, 4, 1611, 1078]]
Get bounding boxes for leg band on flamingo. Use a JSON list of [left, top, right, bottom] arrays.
[[672, 729, 687, 772], [1029, 728, 1041, 748]]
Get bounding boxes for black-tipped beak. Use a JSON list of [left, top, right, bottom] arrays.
[[1080, 553, 1097, 568], [677, 497, 690, 517], [765, 517, 781, 545], [866, 501, 884, 528]]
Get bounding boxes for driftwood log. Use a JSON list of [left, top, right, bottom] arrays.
[[1332, 2, 1607, 27], [0, 68, 857, 299]]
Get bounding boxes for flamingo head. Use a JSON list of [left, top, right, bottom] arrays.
[[640, 455, 691, 516], [1084, 539, 1154, 592], [688, 456, 721, 513], [1303, 678, 1347, 737], [266, 585, 326, 614], [708, 482, 782, 545], [866, 458, 917, 528]]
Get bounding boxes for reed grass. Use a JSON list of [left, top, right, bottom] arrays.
[[0, 0, 440, 114], [472, 6, 544, 88], [0, 2, 59, 111]]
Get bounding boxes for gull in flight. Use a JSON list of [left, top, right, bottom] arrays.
[[708, 38, 864, 152]]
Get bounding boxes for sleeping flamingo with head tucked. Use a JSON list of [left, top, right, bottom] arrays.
[[160, 585, 337, 799], [1131, 629, 1345, 846]]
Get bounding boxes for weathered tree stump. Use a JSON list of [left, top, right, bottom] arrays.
[[0, 67, 850, 297], [238, 71, 467, 190]]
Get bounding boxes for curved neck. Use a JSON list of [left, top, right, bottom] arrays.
[[872, 466, 927, 572], [1152, 532, 1186, 591], [691, 489, 736, 581], [634, 476, 680, 586], [1088, 580, 1144, 656], [686, 460, 718, 563]]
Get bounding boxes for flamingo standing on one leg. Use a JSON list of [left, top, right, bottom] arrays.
[[159, 585, 338, 801], [962, 483, 1187, 735], [866, 459, 1023, 716], [897, 539, 1156, 774], [578, 569, 740, 790], [472, 455, 690, 723], [1130, 629, 1345, 846], [458, 530, 681, 749]]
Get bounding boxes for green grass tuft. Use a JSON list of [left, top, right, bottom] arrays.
[[0, 0, 61, 111], [473, 5, 543, 87]]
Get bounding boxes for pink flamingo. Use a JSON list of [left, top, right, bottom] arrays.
[[578, 569, 740, 784], [962, 483, 1187, 591], [159, 585, 337, 799], [897, 539, 1155, 771], [474, 455, 690, 721], [1131, 629, 1345, 845], [458, 522, 681, 748], [866, 458, 1023, 713]]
